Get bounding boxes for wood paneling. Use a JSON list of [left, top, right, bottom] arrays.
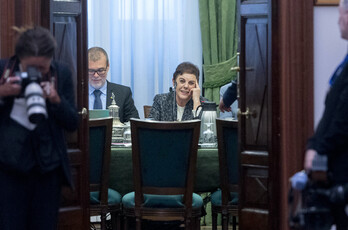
[[0, 0, 43, 58]]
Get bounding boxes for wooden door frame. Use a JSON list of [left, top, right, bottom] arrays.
[[0, 0, 314, 229], [271, 0, 314, 229]]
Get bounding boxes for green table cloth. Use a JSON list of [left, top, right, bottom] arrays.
[[109, 147, 220, 195]]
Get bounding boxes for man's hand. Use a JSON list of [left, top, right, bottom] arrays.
[[219, 98, 231, 112], [304, 149, 317, 171], [0, 76, 22, 97]]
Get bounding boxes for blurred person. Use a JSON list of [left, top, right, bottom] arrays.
[[219, 82, 238, 119], [0, 26, 78, 230], [219, 80, 237, 117], [88, 47, 139, 122], [149, 62, 206, 121], [304, 1, 348, 228]]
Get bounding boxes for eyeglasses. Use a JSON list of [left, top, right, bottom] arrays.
[[88, 68, 107, 76]]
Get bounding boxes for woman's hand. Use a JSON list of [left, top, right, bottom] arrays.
[[0, 76, 22, 97], [219, 98, 232, 112], [191, 80, 201, 110], [304, 149, 317, 172], [41, 81, 61, 104]]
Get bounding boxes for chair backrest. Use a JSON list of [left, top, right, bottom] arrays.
[[143, 105, 152, 118], [216, 118, 238, 204], [130, 118, 201, 206], [89, 117, 113, 205]]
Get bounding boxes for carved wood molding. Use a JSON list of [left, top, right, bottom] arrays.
[[0, 0, 15, 57]]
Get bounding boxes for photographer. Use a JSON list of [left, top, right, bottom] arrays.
[[0, 26, 78, 230], [304, 1, 348, 228]]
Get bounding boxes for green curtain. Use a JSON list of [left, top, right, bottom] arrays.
[[199, 0, 238, 104]]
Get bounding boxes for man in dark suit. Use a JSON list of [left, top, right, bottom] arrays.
[[88, 47, 139, 123], [304, 0, 348, 228]]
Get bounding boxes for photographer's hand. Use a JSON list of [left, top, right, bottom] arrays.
[[0, 76, 22, 97], [304, 149, 317, 171], [41, 81, 61, 104]]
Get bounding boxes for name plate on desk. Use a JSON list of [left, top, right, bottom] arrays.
[[111, 143, 132, 148], [199, 143, 217, 148]]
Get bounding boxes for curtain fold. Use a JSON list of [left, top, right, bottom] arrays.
[[199, 0, 238, 104]]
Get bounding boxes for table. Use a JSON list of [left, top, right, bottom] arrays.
[[109, 147, 220, 195]]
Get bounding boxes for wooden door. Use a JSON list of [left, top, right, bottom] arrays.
[[238, 1, 271, 229], [42, 1, 89, 229], [237, 1, 314, 230]]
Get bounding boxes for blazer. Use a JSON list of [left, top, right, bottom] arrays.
[[106, 81, 139, 123], [149, 90, 206, 121], [222, 80, 237, 107], [307, 58, 348, 184], [0, 57, 78, 187]]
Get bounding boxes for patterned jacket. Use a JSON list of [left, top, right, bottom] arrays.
[[149, 91, 206, 121]]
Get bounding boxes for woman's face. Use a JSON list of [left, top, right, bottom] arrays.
[[173, 73, 198, 105]]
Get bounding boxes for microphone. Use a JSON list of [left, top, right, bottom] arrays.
[[169, 82, 177, 92]]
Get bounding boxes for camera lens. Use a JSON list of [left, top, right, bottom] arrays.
[[25, 82, 47, 124]]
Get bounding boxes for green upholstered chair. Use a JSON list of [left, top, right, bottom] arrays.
[[89, 117, 122, 230], [122, 119, 203, 230], [211, 119, 239, 230]]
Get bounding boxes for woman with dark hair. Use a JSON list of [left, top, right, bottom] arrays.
[[0, 26, 78, 230], [149, 62, 206, 121]]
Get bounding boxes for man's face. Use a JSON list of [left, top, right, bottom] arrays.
[[20, 56, 52, 76], [339, 5, 348, 40], [88, 54, 109, 89]]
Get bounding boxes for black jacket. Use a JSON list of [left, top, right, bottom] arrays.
[[106, 81, 139, 123], [307, 59, 348, 184]]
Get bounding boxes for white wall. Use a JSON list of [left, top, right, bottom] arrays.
[[313, 6, 348, 127]]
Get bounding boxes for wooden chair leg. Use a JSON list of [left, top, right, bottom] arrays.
[[100, 212, 107, 230], [185, 218, 191, 230], [110, 212, 116, 230], [135, 217, 141, 230], [221, 213, 229, 230], [123, 216, 128, 230], [212, 210, 218, 230], [116, 213, 121, 230], [196, 217, 201, 230], [232, 215, 237, 230]]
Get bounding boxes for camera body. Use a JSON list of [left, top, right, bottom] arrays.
[[16, 66, 47, 124], [289, 155, 348, 230]]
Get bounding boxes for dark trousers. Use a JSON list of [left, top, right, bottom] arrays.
[[0, 168, 61, 230]]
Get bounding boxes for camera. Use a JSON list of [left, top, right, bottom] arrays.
[[16, 66, 47, 124], [289, 155, 348, 230]]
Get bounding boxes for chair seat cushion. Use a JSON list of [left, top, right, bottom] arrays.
[[122, 192, 203, 209], [90, 188, 122, 205], [211, 190, 238, 206]]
